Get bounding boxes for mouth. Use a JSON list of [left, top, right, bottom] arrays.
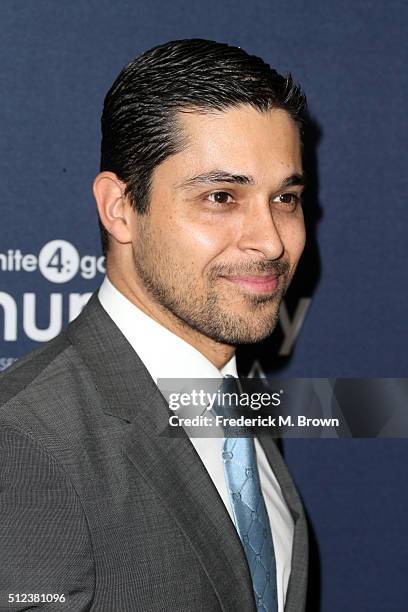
[[222, 274, 280, 294]]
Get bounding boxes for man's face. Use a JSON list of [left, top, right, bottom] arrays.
[[129, 105, 306, 345]]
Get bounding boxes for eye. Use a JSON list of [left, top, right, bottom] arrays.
[[273, 192, 302, 209], [207, 191, 234, 205]]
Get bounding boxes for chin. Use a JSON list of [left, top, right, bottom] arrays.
[[237, 328, 276, 345], [216, 318, 279, 346]]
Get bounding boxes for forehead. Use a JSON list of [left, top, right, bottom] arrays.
[[173, 105, 302, 182]]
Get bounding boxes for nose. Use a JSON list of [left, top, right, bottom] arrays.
[[237, 200, 285, 260]]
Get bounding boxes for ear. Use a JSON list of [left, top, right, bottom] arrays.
[[93, 171, 132, 245]]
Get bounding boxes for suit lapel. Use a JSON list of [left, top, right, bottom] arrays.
[[66, 293, 256, 612]]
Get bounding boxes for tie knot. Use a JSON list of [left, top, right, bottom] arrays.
[[221, 374, 241, 394], [211, 375, 254, 438], [212, 375, 241, 418]]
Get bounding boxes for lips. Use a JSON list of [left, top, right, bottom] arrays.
[[224, 274, 280, 293]]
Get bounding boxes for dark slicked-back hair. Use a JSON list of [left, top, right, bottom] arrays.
[[99, 38, 307, 255]]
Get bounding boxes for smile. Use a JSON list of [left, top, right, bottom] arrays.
[[223, 274, 280, 294]]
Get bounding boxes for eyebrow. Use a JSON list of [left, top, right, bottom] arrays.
[[176, 170, 306, 190]]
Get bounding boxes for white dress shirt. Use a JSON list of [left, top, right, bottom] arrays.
[[98, 276, 294, 611]]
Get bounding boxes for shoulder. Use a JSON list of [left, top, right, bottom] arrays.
[[0, 292, 105, 414], [0, 322, 101, 445], [0, 330, 71, 406]]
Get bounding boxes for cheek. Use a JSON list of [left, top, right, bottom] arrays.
[[279, 214, 306, 261], [167, 213, 231, 266], [294, 222, 307, 256]]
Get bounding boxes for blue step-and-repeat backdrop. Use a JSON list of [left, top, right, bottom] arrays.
[[1, 1, 407, 610]]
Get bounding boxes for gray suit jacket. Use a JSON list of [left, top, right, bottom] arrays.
[[0, 294, 308, 611]]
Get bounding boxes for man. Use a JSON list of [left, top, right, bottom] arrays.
[[0, 39, 308, 611]]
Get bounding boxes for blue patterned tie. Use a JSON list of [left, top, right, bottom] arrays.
[[216, 375, 278, 612]]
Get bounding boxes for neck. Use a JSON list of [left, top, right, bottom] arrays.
[[106, 268, 235, 371]]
